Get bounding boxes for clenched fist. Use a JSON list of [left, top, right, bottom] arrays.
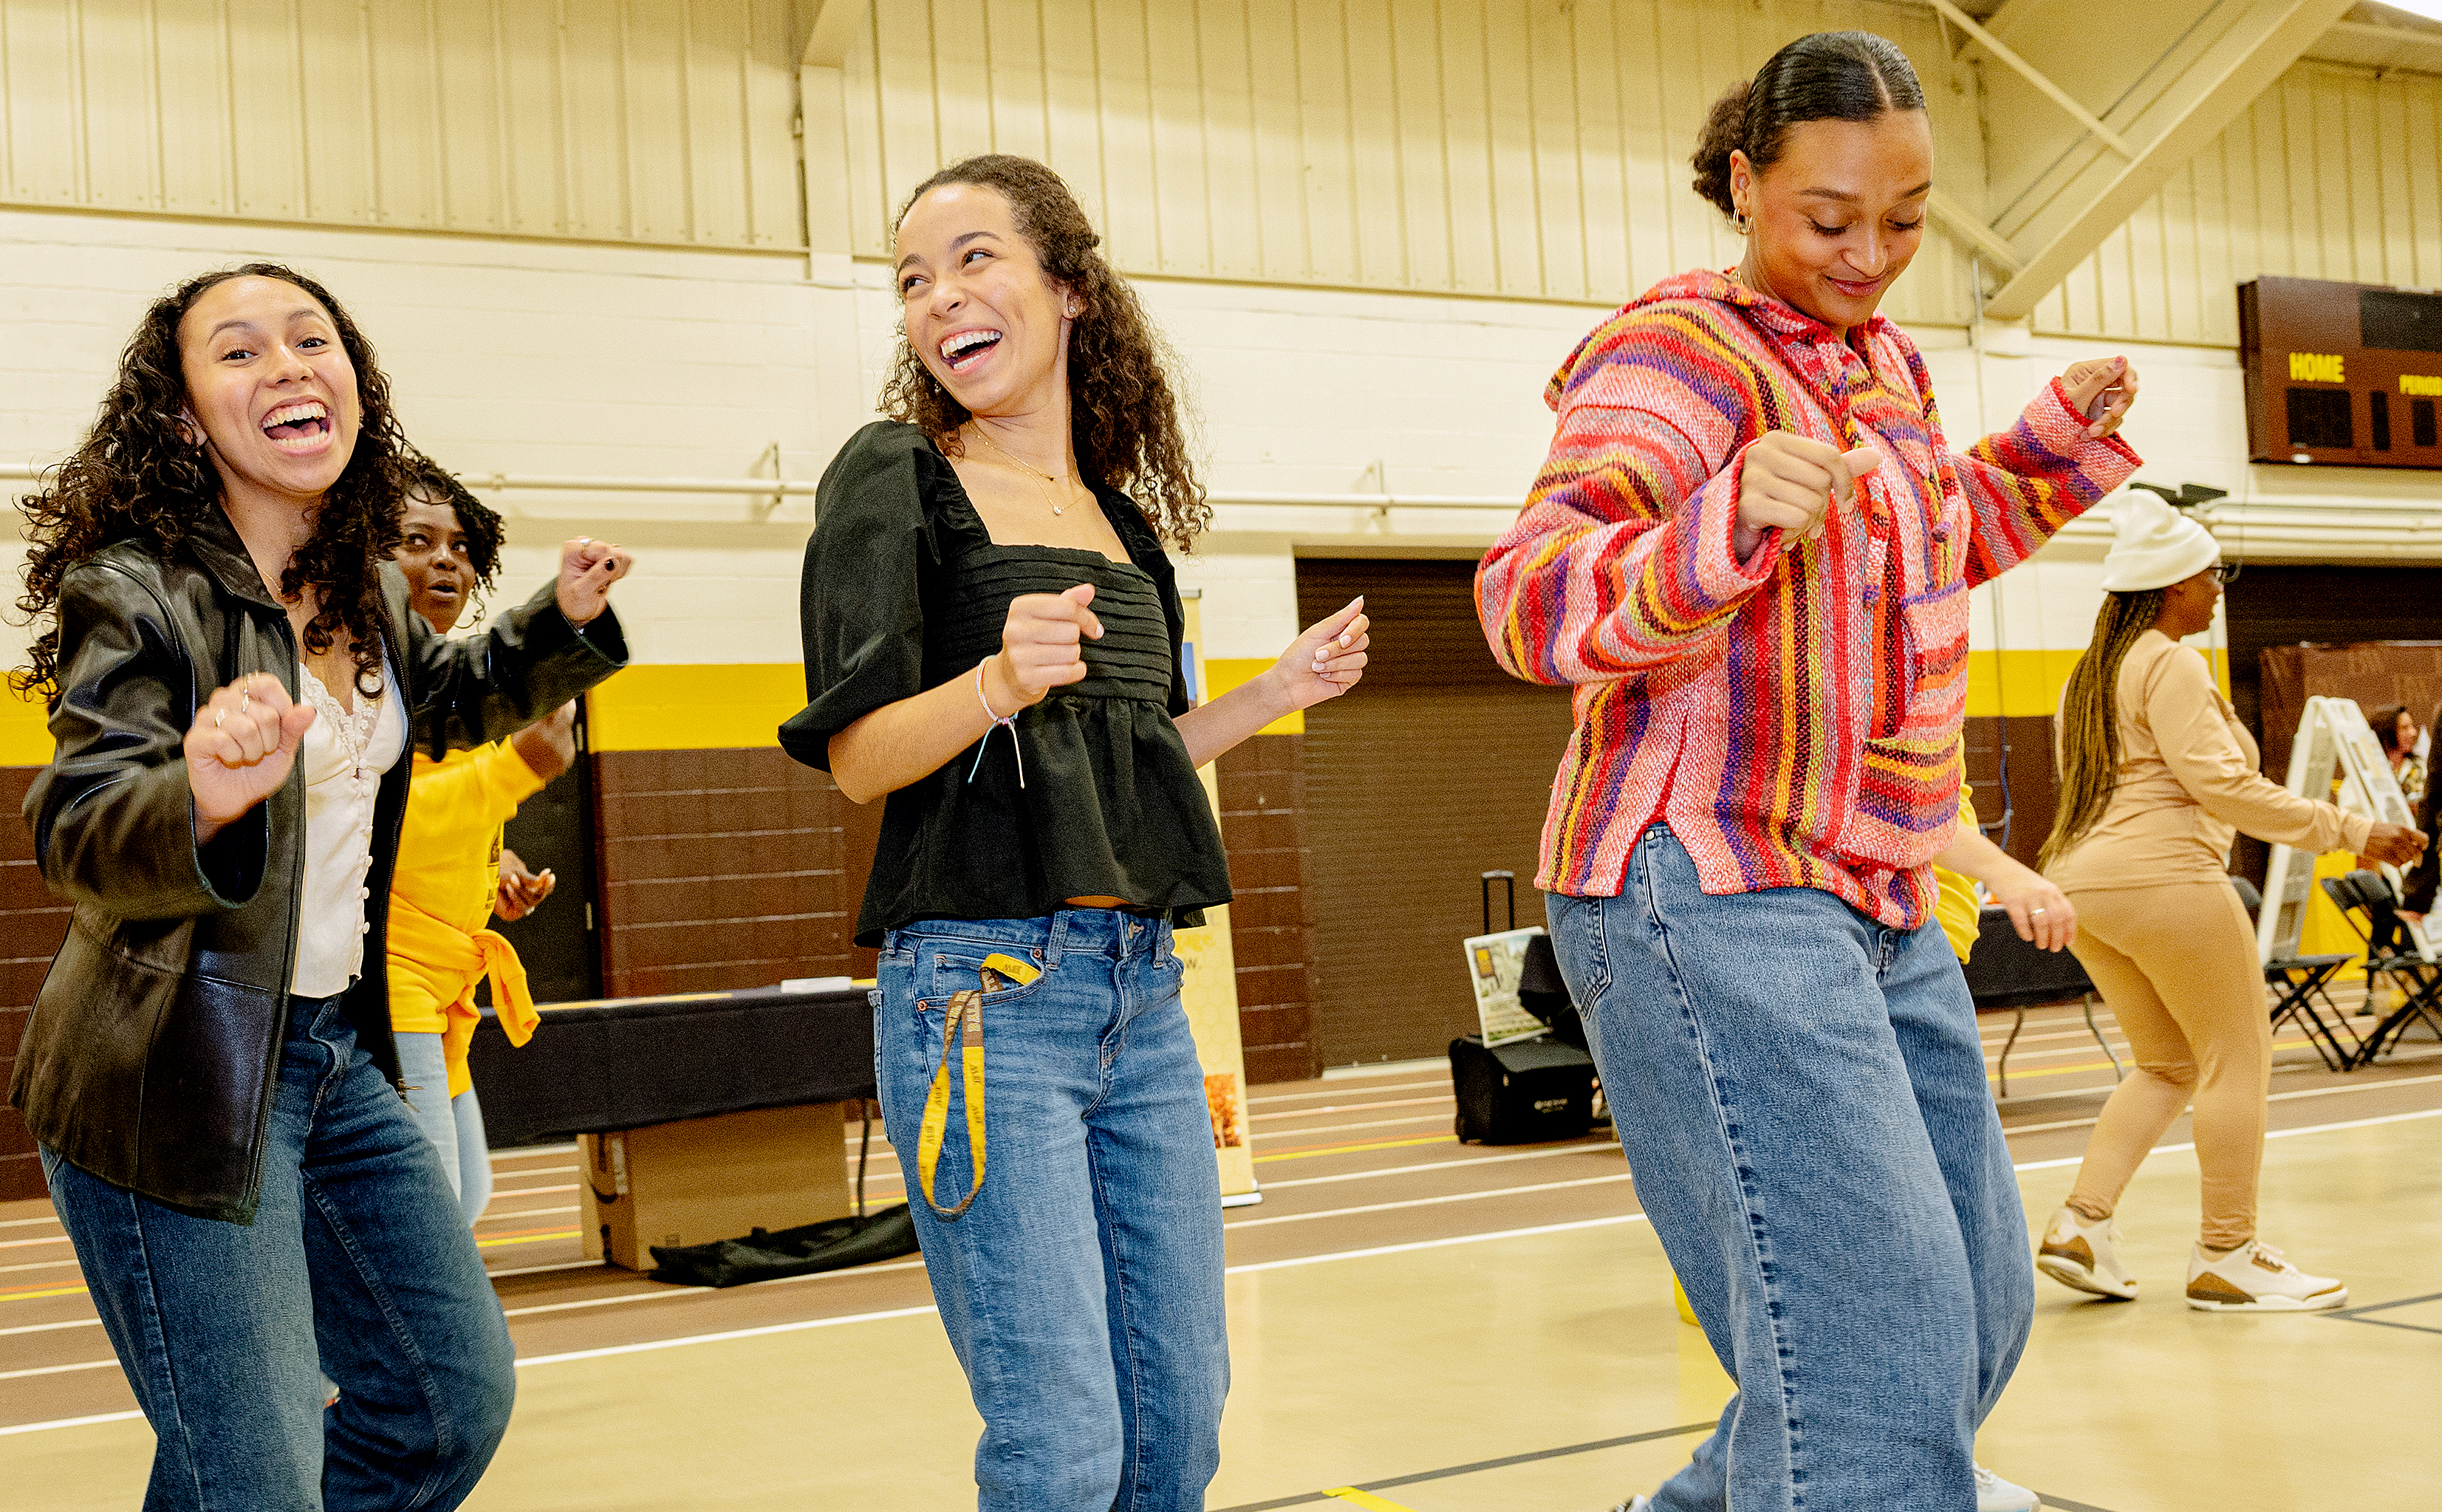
[[981, 584, 1102, 714], [556, 538, 634, 627], [187, 673, 317, 841]]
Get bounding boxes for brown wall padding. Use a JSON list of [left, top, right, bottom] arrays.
[[1, 769, 70, 1201], [1295, 558, 1576, 1069]]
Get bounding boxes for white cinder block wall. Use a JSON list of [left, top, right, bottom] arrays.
[[0, 209, 2384, 679]]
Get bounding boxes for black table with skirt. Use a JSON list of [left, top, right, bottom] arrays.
[[465, 984, 875, 1148]]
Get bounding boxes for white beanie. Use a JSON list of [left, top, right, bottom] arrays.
[[2099, 493, 2218, 593]]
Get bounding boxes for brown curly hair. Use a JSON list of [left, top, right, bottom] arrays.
[[11, 262, 408, 699], [878, 154, 1208, 549]]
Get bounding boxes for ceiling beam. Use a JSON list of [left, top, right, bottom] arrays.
[[1927, 187, 2025, 270], [802, 0, 862, 68], [1947, 0, 2357, 321], [1926, 0, 2134, 156]]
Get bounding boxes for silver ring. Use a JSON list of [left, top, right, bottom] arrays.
[[2030, 907, 2048, 916]]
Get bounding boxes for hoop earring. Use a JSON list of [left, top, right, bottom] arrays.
[[1732, 211, 1752, 235]]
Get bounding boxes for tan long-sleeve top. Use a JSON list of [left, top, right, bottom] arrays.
[[2045, 630, 2372, 893]]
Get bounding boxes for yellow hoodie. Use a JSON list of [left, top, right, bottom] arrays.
[[387, 741, 547, 1098]]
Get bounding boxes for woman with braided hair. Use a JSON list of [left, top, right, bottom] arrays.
[[2036, 495, 2424, 1311]]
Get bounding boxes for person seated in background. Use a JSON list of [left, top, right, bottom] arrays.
[[2403, 702, 2440, 930], [386, 458, 583, 1226], [2370, 702, 2426, 807]]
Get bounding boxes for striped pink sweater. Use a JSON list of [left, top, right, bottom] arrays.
[[1476, 270, 2140, 928]]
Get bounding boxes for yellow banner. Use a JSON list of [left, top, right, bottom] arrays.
[[1177, 597, 1259, 1202]]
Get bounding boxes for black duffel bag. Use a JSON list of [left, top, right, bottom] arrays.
[[649, 1204, 920, 1287], [1450, 1034, 1598, 1145]]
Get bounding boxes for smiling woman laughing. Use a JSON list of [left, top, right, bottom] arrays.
[[781, 156, 1372, 1512], [10, 262, 633, 1512]]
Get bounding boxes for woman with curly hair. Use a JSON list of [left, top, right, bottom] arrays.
[[386, 458, 581, 1228], [780, 154, 1369, 1511], [10, 264, 632, 1511]]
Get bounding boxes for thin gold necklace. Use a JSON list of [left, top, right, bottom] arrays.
[[971, 423, 1076, 516]]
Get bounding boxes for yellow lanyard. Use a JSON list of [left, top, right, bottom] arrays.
[[914, 951, 1039, 1220]]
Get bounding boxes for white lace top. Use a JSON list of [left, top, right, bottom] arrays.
[[292, 658, 407, 999]]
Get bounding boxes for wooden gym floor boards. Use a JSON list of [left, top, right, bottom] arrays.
[[4, 999, 2437, 1509]]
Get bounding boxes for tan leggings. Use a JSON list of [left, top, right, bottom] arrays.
[[2060, 881, 2271, 1251]]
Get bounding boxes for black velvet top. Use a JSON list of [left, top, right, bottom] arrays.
[[779, 421, 1232, 945]]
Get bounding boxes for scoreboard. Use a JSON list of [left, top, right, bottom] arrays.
[[2239, 276, 2442, 470]]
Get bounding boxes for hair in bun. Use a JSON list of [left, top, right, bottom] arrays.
[[1689, 31, 1924, 220]]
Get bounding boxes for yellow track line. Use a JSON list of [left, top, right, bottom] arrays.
[[478, 1230, 578, 1249], [0, 1285, 88, 1304], [1254, 1135, 1457, 1166], [1325, 1490, 1417, 1511]]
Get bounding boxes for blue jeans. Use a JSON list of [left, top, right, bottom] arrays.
[[1547, 827, 2032, 1512], [874, 911, 1227, 1512], [394, 1030, 495, 1225], [44, 994, 516, 1511]]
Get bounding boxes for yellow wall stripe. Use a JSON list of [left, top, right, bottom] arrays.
[[585, 663, 805, 753], [1205, 657, 1303, 736], [1, 683, 50, 767], [1965, 646, 2229, 719], [0, 645, 2243, 765]]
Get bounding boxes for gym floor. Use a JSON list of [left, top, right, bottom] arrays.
[[6, 997, 2438, 1511]]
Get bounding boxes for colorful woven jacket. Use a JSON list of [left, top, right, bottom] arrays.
[[1476, 270, 2140, 928]]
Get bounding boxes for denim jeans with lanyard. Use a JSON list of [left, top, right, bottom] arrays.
[[873, 908, 1227, 1512]]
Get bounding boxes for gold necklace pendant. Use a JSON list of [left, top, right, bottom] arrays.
[[975, 424, 1069, 515]]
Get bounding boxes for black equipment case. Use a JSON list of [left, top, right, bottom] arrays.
[[1450, 872, 1599, 1145]]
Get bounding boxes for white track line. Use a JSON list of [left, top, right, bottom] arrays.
[[0, 1318, 101, 1338], [10, 1101, 2442, 1437], [1252, 1094, 1451, 1123], [1249, 1079, 1450, 1106], [2009, 1105, 2442, 1173], [0, 1358, 120, 1382], [1262, 1143, 1619, 1190], [485, 1258, 608, 1279], [0, 1409, 142, 1438], [1225, 1174, 1633, 1230], [0, 1259, 81, 1276], [513, 1305, 944, 1368]]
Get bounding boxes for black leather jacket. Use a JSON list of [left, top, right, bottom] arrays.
[[11, 505, 625, 1222]]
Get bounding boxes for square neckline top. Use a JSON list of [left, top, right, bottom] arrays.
[[781, 421, 1233, 945]]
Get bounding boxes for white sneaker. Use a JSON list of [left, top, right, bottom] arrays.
[[1976, 1463, 2042, 1511], [1604, 1500, 1651, 1511], [2184, 1239, 2346, 1311], [2035, 1206, 2137, 1300]]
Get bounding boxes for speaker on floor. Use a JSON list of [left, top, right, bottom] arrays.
[[1450, 1034, 1598, 1145]]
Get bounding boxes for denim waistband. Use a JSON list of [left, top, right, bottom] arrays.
[[892, 909, 1172, 962]]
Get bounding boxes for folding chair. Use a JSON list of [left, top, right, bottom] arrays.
[[2319, 871, 2442, 1067], [1962, 906, 2120, 1097], [2229, 875, 2361, 1073]]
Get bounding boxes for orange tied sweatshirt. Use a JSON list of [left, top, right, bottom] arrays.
[[387, 741, 547, 1098]]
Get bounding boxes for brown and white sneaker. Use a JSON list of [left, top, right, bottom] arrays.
[[2036, 1207, 2137, 1300], [2183, 1239, 2346, 1312]]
